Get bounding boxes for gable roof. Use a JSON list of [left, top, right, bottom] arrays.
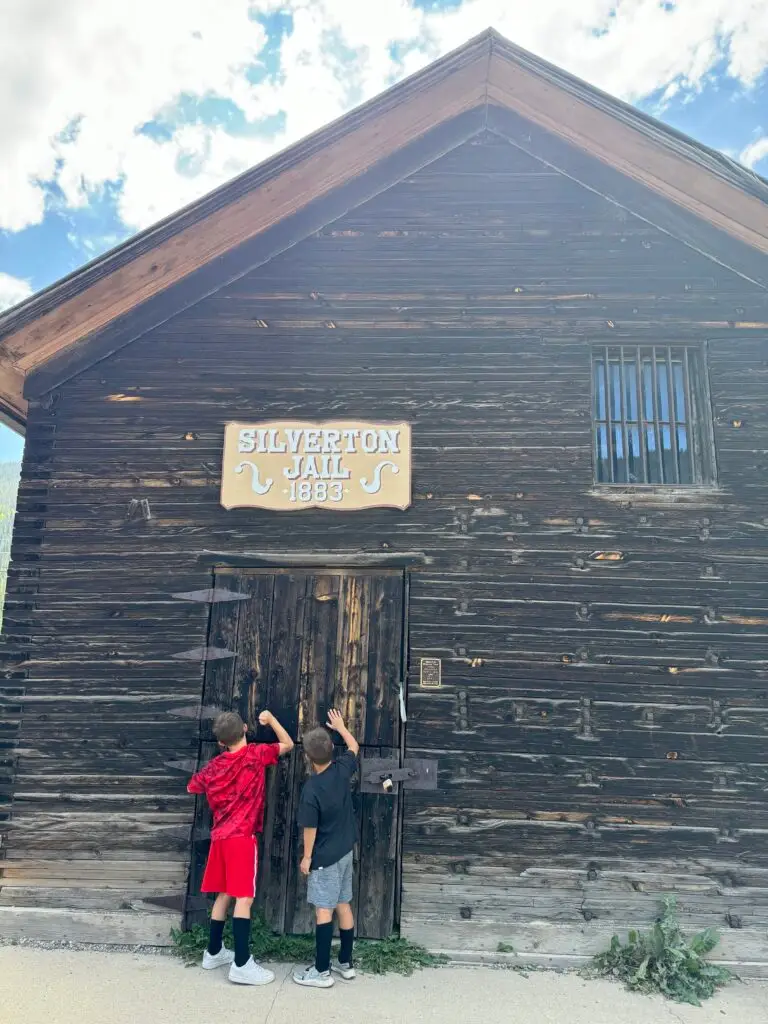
[[1, 27, 767, 430]]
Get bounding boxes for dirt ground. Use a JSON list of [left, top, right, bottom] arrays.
[[0, 945, 765, 1024]]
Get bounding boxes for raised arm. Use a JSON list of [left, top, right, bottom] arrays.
[[326, 708, 359, 756], [258, 710, 294, 756]]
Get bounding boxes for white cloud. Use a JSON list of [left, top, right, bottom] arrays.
[[0, 272, 33, 312], [740, 135, 768, 170], [1, 0, 768, 236]]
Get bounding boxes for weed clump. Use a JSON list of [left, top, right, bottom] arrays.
[[591, 896, 732, 1005]]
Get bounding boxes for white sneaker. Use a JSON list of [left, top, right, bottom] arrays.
[[331, 961, 356, 980], [293, 965, 335, 988], [228, 958, 275, 986], [202, 947, 235, 970]]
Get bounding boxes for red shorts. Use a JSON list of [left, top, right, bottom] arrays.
[[201, 836, 259, 898]]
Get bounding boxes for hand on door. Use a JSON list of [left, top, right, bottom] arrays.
[[326, 708, 346, 732], [326, 708, 360, 755], [258, 710, 295, 757]]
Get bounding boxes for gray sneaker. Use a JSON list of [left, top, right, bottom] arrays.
[[331, 961, 356, 980], [293, 965, 335, 988]]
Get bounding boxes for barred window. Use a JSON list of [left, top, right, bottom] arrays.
[[592, 346, 715, 486]]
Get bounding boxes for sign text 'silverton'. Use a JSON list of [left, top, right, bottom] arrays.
[[220, 421, 412, 511]]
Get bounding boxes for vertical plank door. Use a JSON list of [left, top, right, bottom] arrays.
[[187, 568, 406, 939]]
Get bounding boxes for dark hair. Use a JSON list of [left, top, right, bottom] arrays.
[[304, 727, 333, 766], [213, 711, 246, 748]]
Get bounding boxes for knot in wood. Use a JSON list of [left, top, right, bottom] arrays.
[[640, 708, 655, 727], [450, 860, 470, 875], [459, 907, 472, 920]]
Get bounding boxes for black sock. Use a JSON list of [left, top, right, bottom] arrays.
[[315, 922, 334, 974], [232, 917, 251, 967], [208, 918, 225, 956], [339, 927, 354, 966]]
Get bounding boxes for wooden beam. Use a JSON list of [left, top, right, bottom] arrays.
[[486, 50, 768, 257], [25, 107, 486, 399], [9, 60, 487, 376], [0, 366, 27, 427], [485, 104, 768, 291]]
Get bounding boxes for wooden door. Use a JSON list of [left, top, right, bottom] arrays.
[[188, 568, 407, 939]]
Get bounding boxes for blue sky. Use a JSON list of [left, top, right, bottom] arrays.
[[1, 0, 767, 463]]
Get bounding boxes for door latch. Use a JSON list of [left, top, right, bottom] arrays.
[[360, 757, 437, 793]]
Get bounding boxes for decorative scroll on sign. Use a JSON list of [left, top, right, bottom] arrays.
[[220, 421, 412, 511]]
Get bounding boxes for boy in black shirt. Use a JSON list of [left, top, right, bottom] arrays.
[[293, 708, 359, 989]]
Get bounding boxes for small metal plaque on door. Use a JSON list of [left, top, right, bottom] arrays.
[[420, 657, 441, 689]]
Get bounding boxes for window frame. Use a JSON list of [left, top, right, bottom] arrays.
[[590, 342, 717, 489]]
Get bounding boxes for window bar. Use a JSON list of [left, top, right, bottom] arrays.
[[650, 346, 665, 483], [681, 347, 696, 483], [635, 346, 648, 483], [604, 346, 615, 481], [593, 355, 603, 482], [617, 345, 629, 483], [664, 345, 679, 484]]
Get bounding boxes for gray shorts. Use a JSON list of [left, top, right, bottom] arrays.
[[307, 850, 354, 909]]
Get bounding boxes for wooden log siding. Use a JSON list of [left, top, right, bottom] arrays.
[[3, 130, 768, 956]]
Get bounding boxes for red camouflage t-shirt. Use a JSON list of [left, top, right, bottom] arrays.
[[187, 742, 280, 840]]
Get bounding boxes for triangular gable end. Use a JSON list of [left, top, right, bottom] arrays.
[[1, 27, 767, 428]]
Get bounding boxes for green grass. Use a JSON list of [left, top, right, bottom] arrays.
[[590, 896, 733, 1005], [171, 914, 447, 976]]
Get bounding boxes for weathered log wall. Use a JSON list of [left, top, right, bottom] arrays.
[[2, 129, 768, 958]]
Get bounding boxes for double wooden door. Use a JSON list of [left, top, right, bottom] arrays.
[[189, 568, 406, 939]]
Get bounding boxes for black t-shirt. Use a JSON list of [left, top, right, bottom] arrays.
[[296, 750, 358, 869]]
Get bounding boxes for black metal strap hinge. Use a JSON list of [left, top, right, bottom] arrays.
[[171, 646, 237, 662], [360, 757, 437, 794], [143, 894, 209, 914], [168, 704, 224, 720], [171, 588, 249, 604]]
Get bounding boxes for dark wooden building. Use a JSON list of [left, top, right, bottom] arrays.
[[2, 29, 768, 966]]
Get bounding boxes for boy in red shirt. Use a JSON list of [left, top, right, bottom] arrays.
[[187, 708, 293, 986]]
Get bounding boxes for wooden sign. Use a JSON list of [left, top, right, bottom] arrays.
[[420, 657, 442, 689], [221, 420, 412, 511]]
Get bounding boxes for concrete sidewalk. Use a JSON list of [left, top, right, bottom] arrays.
[[0, 946, 765, 1024]]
